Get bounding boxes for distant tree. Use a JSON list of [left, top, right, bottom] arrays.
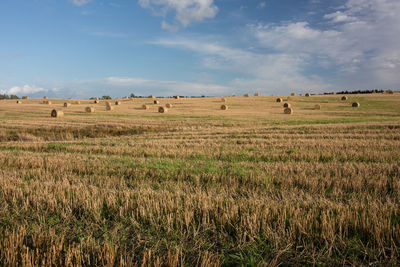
[[0, 94, 9, 100], [130, 93, 135, 98], [10, 95, 19, 99], [101, 95, 112, 100]]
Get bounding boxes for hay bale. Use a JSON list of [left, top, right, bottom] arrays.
[[154, 100, 160, 104], [244, 93, 250, 97], [221, 98, 226, 102], [305, 93, 310, 97], [283, 103, 291, 108], [276, 98, 282, 103], [16, 100, 22, 104], [284, 107, 293, 114], [254, 93, 259, 96], [123, 96, 129, 100], [115, 101, 121, 105], [94, 100, 99, 104], [85, 107, 95, 113], [105, 102, 112, 107], [341, 96, 348, 101], [158, 106, 168, 113], [44, 101, 52, 105], [174, 95, 180, 99], [64, 102, 71, 107], [43, 96, 48, 100], [51, 109, 64, 118], [314, 104, 321, 110], [221, 104, 228, 110], [94, 97, 99, 101], [75, 101, 81, 105], [149, 95, 156, 98], [166, 103, 172, 108], [352, 102, 360, 107], [22, 96, 29, 100], [142, 104, 149, 110], [291, 93, 295, 96], [106, 105, 114, 111]]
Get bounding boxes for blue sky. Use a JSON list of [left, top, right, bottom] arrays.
[[1, 0, 399, 98]]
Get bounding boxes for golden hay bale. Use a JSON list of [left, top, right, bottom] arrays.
[[221, 97, 227, 102], [51, 109, 64, 118], [85, 107, 95, 113], [43, 96, 48, 100], [64, 102, 71, 107], [254, 93, 259, 96], [94, 97, 99, 101], [115, 101, 121, 105], [94, 100, 99, 104], [174, 95, 180, 99], [341, 96, 348, 101], [166, 103, 172, 108], [314, 104, 321, 110], [291, 93, 295, 96], [221, 104, 228, 110], [123, 96, 129, 100], [305, 93, 310, 97], [105, 102, 112, 107], [44, 101, 52, 105], [352, 102, 360, 107], [284, 107, 293, 114], [22, 96, 29, 99], [75, 101, 81, 105], [276, 98, 282, 103], [16, 100, 22, 104], [142, 104, 149, 110], [244, 93, 250, 97], [154, 100, 160, 104], [283, 103, 291, 108], [158, 106, 168, 113], [106, 105, 114, 111], [149, 95, 156, 98]]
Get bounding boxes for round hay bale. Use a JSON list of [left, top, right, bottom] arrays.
[[283, 103, 291, 108], [276, 98, 282, 103], [352, 102, 360, 107], [51, 109, 64, 118], [154, 100, 160, 104], [305, 93, 310, 97], [166, 103, 172, 108], [174, 95, 180, 99], [64, 102, 71, 107], [94, 100, 99, 104], [314, 104, 321, 110], [115, 101, 121, 105], [43, 96, 48, 100], [44, 101, 52, 105], [106, 105, 114, 111], [291, 93, 295, 96], [221, 104, 228, 110], [158, 106, 168, 113], [75, 101, 81, 105], [22, 96, 29, 100], [284, 107, 293, 114], [94, 97, 99, 101], [142, 104, 149, 110], [221, 97, 227, 102], [105, 102, 112, 107], [85, 107, 95, 113], [149, 95, 156, 98], [16, 100, 22, 104], [254, 93, 259, 96], [244, 93, 250, 97], [341, 96, 348, 101]]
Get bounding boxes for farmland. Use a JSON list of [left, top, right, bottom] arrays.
[[0, 94, 400, 266]]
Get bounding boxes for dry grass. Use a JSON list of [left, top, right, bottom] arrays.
[[0, 94, 399, 265]]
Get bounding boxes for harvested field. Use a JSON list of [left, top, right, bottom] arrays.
[[0, 94, 400, 265]]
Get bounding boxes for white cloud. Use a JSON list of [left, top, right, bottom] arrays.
[[71, 0, 92, 6], [138, 0, 218, 28], [0, 85, 46, 95]]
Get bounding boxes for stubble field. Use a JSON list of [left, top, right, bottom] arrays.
[[0, 94, 400, 266]]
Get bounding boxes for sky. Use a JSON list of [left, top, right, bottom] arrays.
[[0, 0, 399, 98]]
